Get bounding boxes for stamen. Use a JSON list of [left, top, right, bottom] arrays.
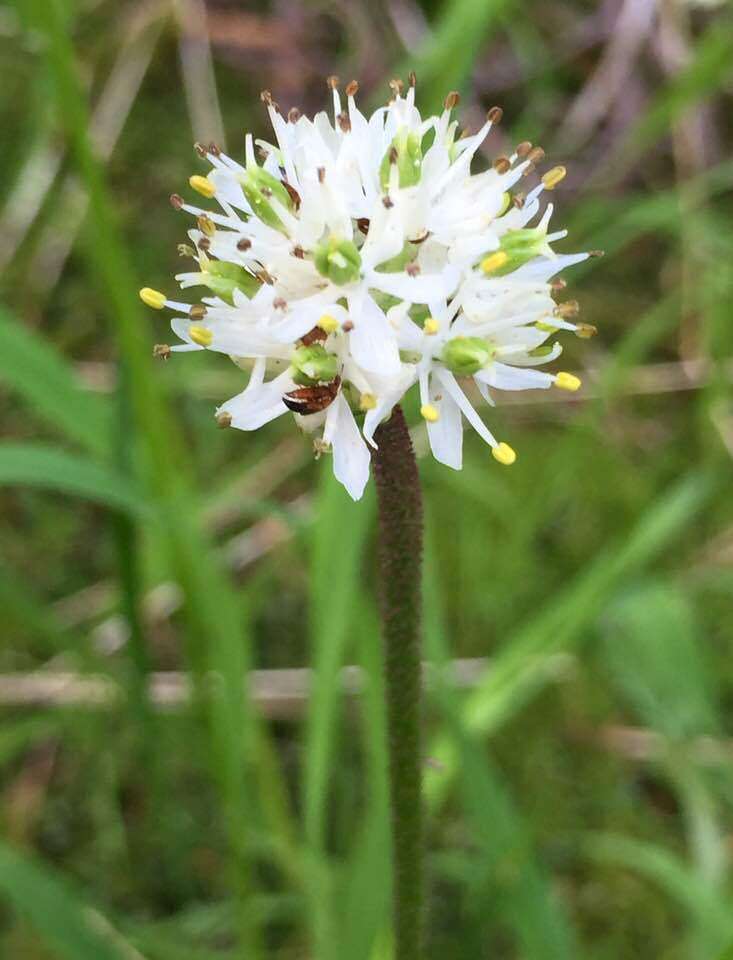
[[216, 412, 232, 428], [360, 393, 377, 411], [170, 193, 184, 209], [338, 111, 351, 133], [153, 344, 171, 360], [542, 166, 566, 190], [139, 288, 167, 310], [237, 237, 252, 251], [288, 107, 301, 123], [345, 80, 359, 97], [326, 75, 340, 89], [493, 156, 511, 174], [197, 215, 216, 237], [491, 442, 516, 465], [189, 175, 216, 198], [189, 304, 207, 321], [444, 91, 460, 110], [486, 106, 503, 124], [423, 317, 439, 335], [554, 300, 579, 318], [420, 404, 440, 422], [574, 323, 597, 339], [555, 371, 581, 391], [189, 325, 213, 347], [516, 141, 532, 158], [317, 314, 340, 333]]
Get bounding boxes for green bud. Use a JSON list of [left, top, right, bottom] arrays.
[[442, 337, 493, 376], [202, 260, 260, 303], [314, 236, 362, 286], [240, 166, 293, 231], [379, 128, 423, 190], [291, 344, 339, 385]]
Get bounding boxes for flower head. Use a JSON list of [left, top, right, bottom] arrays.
[[142, 77, 595, 499]]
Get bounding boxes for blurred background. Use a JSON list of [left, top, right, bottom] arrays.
[[2, 0, 733, 957]]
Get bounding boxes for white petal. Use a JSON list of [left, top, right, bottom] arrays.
[[426, 384, 463, 469], [476, 362, 553, 391], [347, 294, 401, 375], [219, 370, 294, 430], [323, 394, 371, 500]]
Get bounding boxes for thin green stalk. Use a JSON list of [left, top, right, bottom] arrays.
[[372, 405, 424, 960]]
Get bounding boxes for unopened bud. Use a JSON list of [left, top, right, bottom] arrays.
[[314, 236, 362, 285], [240, 166, 294, 231], [442, 337, 493, 376], [379, 127, 423, 190], [291, 344, 339, 385]]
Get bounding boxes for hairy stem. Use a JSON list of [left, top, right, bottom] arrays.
[[372, 405, 424, 960]]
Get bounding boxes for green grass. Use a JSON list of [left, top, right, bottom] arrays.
[[1, 0, 733, 957]]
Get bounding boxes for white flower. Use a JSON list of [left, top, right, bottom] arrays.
[[140, 76, 596, 500]]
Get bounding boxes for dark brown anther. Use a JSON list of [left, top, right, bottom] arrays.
[[342, 320, 354, 332], [356, 217, 370, 234], [389, 78, 404, 95], [237, 237, 252, 251], [260, 89, 273, 105], [292, 244, 305, 259], [589, 249, 605, 258], [345, 79, 359, 97], [512, 192, 526, 209], [527, 146, 545, 164], [338, 111, 351, 133], [282, 180, 301, 209], [444, 90, 460, 111], [216, 412, 232, 429], [288, 106, 301, 123], [153, 343, 171, 360], [327, 74, 340, 89], [555, 299, 579, 318], [189, 304, 207, 321], [255, 267, 275, 285], [197, 236, 211, 252], [406, 262, 421, 277], [382, 196, 394, 209], [516, 141, 532, 158], [408, 70, 417, 87], [194, 141, 207, 157], [207, 142, 221, 157], [273, 297, 287, 310], [409, 230, 429, 244], [170, 193, 184, 209], [493, 156, 511, 174], [486, 105, 503, 124], [317, 167, 326, 183]]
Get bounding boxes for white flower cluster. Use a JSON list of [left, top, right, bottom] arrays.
[[141, 77, 596, 500]]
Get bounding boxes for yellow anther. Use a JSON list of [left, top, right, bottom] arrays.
[[480, 250, 508, 274], [359, 393, 377, 411], [197, 215, 216, 237], [420, 404, 439, 423], [189, 174, 216, 198], [317, 314, 340, 334], [555, 371, 581, 392], [139, 287, 167, 310], [574, 323, 597, 339], [189, 325, 213, 347], [423, 317, 439, 335], [542, 165, 567, 190], [492, 442, 516, 465]]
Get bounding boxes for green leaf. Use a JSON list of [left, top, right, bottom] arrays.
[[0, 843, 141, 960], [0, 307, 110, 456], [0, 442, 147, 515]]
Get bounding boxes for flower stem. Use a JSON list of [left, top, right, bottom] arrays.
[[372, 405, 424, 960]]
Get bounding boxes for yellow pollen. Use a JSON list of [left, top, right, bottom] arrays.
[[492, 442, 516, 465], [423, 317, 439, 335], [420, 404, 439, 422], [480, 250, 508, 274], [189, 325, 213, 347], [317, 314, 340, 333], [359, 393, 377, 411], [139, 287, 167, 310], [555, 371, 581, 392], [189, 174, 216, 198], [542, 165, 567, 190]]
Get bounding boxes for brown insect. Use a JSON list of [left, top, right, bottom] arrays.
[[283, 377, 341, 415], [299, 325, 328, 346]]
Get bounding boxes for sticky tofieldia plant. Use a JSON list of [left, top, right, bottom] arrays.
[[140, 74, 595, 959]]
